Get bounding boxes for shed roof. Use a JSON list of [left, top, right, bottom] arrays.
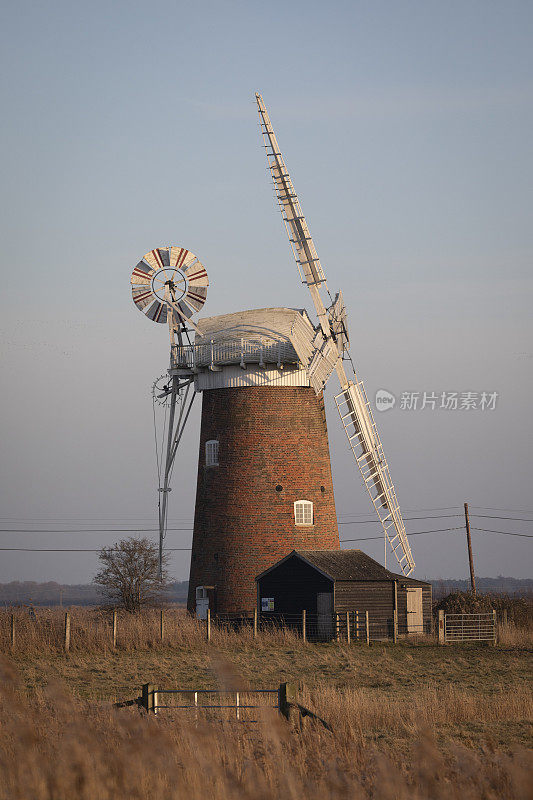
[[256, 549, 430, 585]]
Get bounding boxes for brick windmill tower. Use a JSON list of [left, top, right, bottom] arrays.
[[130, 94, 415, 617]]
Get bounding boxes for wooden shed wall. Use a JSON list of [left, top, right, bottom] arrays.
[[334, 581, 394, 618], [257, 556, 332, 615]]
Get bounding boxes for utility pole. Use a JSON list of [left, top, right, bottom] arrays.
[[464, 502, 476, 595]]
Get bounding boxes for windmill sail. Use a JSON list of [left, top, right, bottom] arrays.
[[256, 92, 415, 576]]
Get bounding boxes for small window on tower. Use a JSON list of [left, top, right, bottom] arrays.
[[294, 500, 313, 526], [205, 439, 219, 467]]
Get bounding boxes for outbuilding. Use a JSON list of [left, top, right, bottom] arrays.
[[256, 549, 432, 640]]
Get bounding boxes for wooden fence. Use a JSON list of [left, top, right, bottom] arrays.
[[4, 607, 499, 651]]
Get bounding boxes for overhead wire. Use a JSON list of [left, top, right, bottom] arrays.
[[471, 514, 533, 522], [338, 514, 462, 525], [4, 506, 532, 526], [470, 506, 533, 513], [471, 527, 533, 538], [2, 526, 531, 552], [0, 547, 193, 552], [340, 527, 464, 543], [0, 528, 193, 533]]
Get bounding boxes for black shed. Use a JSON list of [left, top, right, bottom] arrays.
[[256, 549, 432, 639]]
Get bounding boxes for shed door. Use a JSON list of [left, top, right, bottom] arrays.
[[317, 592, 333, 639], [406, 588, 423, 633]]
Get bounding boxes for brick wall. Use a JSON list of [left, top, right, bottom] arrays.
[[187, 386, 340, 614]]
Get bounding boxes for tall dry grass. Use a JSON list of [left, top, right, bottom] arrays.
[[0, 606, 307, 655], [497, 621, 533, 648], [0, 657, 531, 800], [303, 683, 533, 735]]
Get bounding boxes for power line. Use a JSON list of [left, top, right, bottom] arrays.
[[0, 527, 193, 533], [0, 516, 463, 532], [2, 510, 531, 528], [341, 527, 533, 543], [1, 526, 531, 552], [340, 527, 464, 543], [0, 522, 530, 539], [339, 506, 461, 516], [0, 506, 464, 523], [0, 547, 193, 552], [471, 514, 533, 522], [471, 527, 533, 538], [0, 520, 194, 526], [338, 514, 461, 525], [470, 506, 533, 513]]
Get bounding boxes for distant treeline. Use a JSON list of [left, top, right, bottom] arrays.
[[0, 580, 189, 607], [431, 577, 533, 598], [0, 577, 531, 607]]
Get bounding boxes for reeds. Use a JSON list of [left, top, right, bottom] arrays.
[[0, 658, 531, 800]]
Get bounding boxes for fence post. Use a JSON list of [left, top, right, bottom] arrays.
[[253, 608, 258, 639], [355, 610, 359, 641], [393, 609, 398, 644], [112, 609, 117, 649], [160, 608, 164, 641], [493, 609, 497, 645], [302, 609, 306, 642], [365, 611, 369, 645], [346, 611, 350, 644], [141, 683, 155, 713], [10, 613, 15, 649], [278, 682, 296, 721], [335, 613, 340, 643], [64, 611, 71, 653], [438, 610, 445, 644], [206, 608, 211, 642]]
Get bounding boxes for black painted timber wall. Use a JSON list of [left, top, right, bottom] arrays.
[[257, 556, 332, 614]]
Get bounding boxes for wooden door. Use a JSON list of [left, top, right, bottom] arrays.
[[406, 587, 423, 633], [317, 592, 334, 639]]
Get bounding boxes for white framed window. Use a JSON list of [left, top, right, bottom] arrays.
[[205, 439, 219, 467], [294, 500, 313, 526]]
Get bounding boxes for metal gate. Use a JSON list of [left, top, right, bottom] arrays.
[[443, 611, 496, 643]]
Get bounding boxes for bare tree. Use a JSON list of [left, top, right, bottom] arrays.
[[94, 537, 169, 612]]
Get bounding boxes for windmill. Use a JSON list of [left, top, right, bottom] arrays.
[[130, 94, 414, 614]]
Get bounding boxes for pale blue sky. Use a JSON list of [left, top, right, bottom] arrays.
[[1, 0, 532, 583]]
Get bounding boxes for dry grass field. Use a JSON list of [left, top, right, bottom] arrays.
[[1, 607, 532, 799]]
